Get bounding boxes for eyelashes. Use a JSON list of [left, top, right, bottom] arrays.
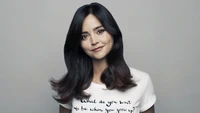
[[81, 29, 105, 40], [81, 35, 88, 40], [96, 29, 105, 35]]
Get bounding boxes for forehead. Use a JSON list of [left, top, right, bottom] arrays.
[[82, 14, 102, 31]]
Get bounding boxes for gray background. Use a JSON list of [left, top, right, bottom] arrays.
[[0, 0, 199, 113]]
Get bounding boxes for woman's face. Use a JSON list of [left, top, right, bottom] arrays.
[[81, 14, 113, 61]]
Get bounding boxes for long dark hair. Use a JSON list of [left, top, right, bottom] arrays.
[[50, 2, 137, 104]]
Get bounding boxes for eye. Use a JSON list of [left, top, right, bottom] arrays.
[[81, 35, 88, 40], [97, 29, 105, 35]]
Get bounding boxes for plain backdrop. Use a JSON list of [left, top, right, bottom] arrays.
[[0, 0, 199, 113]]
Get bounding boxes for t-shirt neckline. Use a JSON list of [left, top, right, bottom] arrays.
[[91, 81, 107, 89]]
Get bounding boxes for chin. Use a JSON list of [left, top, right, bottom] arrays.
[[92, 57, 106, 61]]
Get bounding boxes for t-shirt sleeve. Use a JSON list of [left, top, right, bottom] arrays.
[[59, 100, 72, 110], [139, 74, 156, 112]]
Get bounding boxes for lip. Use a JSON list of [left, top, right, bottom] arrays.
[[91, 46, 104, 52]]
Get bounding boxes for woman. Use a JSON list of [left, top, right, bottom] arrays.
[[51, 2, 156, 113]]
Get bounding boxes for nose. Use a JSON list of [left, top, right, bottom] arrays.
[[90, 35, 99, 45]]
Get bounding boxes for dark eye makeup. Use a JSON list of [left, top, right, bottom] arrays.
[[81, 34, 88, 40], [97, 29, 105, 34]]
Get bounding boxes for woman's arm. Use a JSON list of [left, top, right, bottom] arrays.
[[59, 105, 72, 113], [141, 105, 155, 113]]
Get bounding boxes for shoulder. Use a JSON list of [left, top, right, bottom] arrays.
[[129, 67, 152, 93], [129, 67, 150, 83], [129, 67, 156, 112]]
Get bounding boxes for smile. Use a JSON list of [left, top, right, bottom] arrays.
[[91, 46, 104, 52]]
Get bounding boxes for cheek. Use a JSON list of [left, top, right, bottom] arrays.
[[103, 34, 113, 44], [81, 42, 91, 54], [109, 40, 114, 50], [80, 42, 87, 50], [108, 36, 114, 47]]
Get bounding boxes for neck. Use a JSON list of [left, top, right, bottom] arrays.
[[92, 59, 108, 84]]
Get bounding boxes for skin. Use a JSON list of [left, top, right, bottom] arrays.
[[59, 105, 71, 113], [60, 14, 113, 113], [142, 105, 155, 113], [60, 14, 155, 113], [81, 14, 113, 84]]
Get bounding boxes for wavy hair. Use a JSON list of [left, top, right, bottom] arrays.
[[50, 2, 137, 104]]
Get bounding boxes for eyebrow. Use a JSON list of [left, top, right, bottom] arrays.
[[93, 25, 103, 31], [82, 25, 103, 34]]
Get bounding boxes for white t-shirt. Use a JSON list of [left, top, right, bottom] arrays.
[[60, 67, 156, 113]]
